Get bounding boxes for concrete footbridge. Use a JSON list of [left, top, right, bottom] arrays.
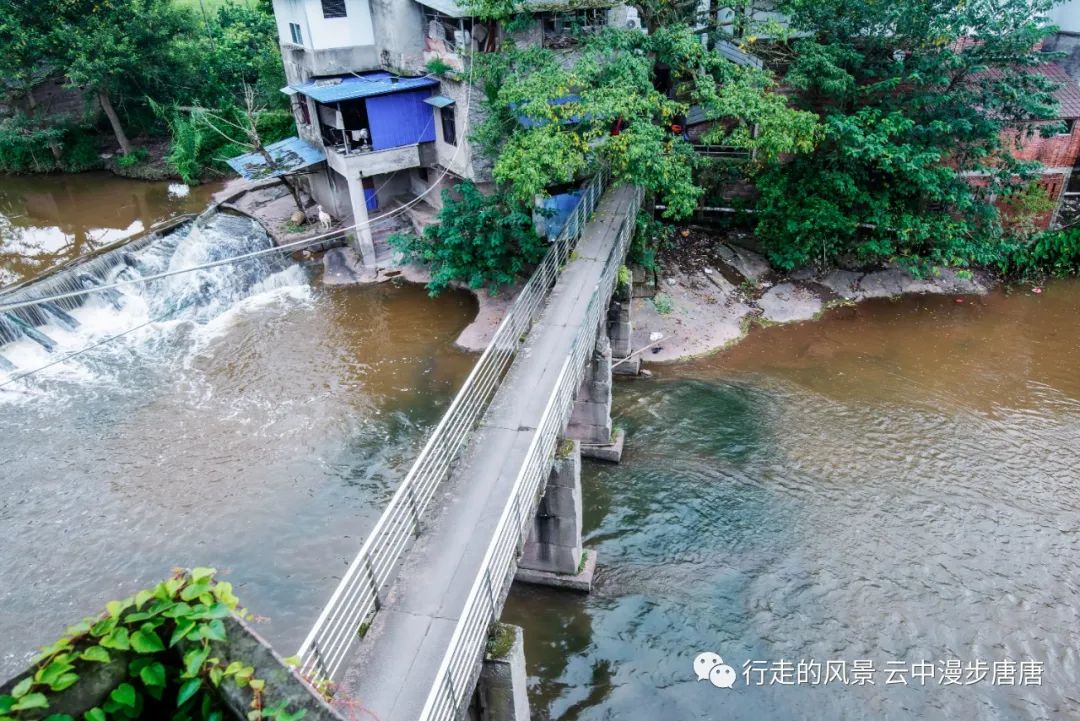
[[296, 174, 643, 721]]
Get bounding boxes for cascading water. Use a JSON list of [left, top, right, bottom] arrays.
[[0, 212, 308, 394]]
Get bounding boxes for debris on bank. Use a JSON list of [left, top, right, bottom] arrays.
[[631, 227, 992, 362]]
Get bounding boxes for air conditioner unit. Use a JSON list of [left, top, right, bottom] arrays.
[[453, 29, 471, 48], [625, 17, 640, 29]]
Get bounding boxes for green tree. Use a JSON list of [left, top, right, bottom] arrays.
[[754, 0, 1065, 270], [390, 182, 548, 295], [53, 0, 192, 154], [476, 25, 818, 220]]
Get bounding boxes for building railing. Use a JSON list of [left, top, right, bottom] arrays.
[[295, 167, 610, 682], [418, 186, 641, 721]]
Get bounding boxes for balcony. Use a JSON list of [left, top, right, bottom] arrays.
[[325, 143, 427, 177]]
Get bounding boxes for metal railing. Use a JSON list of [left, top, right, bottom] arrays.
[[295, 168, 610, 681], [418, 187, 641, 721]]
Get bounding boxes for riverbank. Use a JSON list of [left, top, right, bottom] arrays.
[[220, 177, 1018, 362], [629, 228, 998, 362]]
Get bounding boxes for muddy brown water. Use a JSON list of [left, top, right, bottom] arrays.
[[0, 172, 220, 287], [2, 171, 1079, 720], [0, 174, 477, 677]]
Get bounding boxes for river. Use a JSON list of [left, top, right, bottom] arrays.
[[1, 175, 1078, 720], [504, 289, 1080, 721], [0, 176, 476, 676]]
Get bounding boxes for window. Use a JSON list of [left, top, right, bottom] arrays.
[[1058, 118, 1076, 136], [440, 106, 456, 146], [321, 0, 347, 18], [289, 22, 303, 45]]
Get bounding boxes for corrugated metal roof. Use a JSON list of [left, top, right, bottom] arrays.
[[416, 0, 618, 18], [424, 94, 456, 108], [225, 136, 325, 181], [976, 61, 1080, 119], [715, 39, 764, 69], [285, 72, 439, 104]]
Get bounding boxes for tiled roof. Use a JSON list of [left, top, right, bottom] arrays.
[[976, 60, 1080, 119], [285, 72, 439, 104], [1036, 62, 1080, 119]]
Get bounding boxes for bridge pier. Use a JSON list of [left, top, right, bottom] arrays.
[[468, 624, 531, 721], [608, 270, 639, 376], [516, 440, 596, 591], [566, 333, 625, 462]]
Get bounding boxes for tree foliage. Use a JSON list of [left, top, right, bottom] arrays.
[[0, 0, 286, 177], [390, 181, 548, 296], [475, 25, 818, 220], [0, 568, 305, 721], [754, 0, 1065, 270]]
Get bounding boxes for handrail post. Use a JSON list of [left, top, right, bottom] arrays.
[[364, 555, 381, 611]]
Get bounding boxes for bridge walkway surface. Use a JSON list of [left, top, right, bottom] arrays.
[[334, 184, 640, 720]]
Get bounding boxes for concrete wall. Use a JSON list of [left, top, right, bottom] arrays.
[[370, 0, 426, 73], [520, 441, 583, 575], [273, 0, 376, 50], [432, 78, 494, 182], [1051, 0, 1080, 34]]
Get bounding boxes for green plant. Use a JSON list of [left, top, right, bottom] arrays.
[[425, 58, 453, 76], [485, 624, 515, 659], [0, 568, 306, 721], [652, 293, 674, 315], [115, 148, 149, 168], [390, 181, 547, 296]]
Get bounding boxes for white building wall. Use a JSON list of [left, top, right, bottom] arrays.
[[302, 0, 376, 50], [273, 0, 311, 47], [1051, 0, 1080, 34]]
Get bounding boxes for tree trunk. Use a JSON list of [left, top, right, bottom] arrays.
[[279, 175, 304, 215], [255, 144, 304, 214], [97, 87, 132, 155]]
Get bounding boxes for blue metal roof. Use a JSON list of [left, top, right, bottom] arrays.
[[285, 72, 440, 104], [225, 136, 325, 181]]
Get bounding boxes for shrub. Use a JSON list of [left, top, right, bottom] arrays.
[[390, 181, 548, 296], [115, 148, 149, 168]]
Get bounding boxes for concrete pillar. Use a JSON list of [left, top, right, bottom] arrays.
[[520, 440, 582, 576], [566, 332, 624, 462], [608, 271, 639, 376], [470, 624, 530, 721], [346, 173, 376, 266]]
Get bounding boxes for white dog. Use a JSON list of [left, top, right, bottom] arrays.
[[317, 205, 332, 231]]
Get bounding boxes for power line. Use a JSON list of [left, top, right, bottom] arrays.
[[0, 59, 477, 315], [0, 310, 160, 386]]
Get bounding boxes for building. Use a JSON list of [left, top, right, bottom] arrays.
[[267, 0, 638, 266]]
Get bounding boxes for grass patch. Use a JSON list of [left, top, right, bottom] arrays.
[[486, 622, 516, 659], [652, 293, 674, 315], [556, 438, 575, 459]]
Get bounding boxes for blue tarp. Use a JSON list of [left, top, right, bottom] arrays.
[[225, 136, 325, 180], [514, 94, 589, 129], [367, 88, 437, 150], [284, 72, 440, 104], [542, 190, 583, 239]]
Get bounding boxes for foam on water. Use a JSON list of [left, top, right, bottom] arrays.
[[0, 213, 308, 398]]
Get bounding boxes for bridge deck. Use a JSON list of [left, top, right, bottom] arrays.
[[335, 185, 639, 720]]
